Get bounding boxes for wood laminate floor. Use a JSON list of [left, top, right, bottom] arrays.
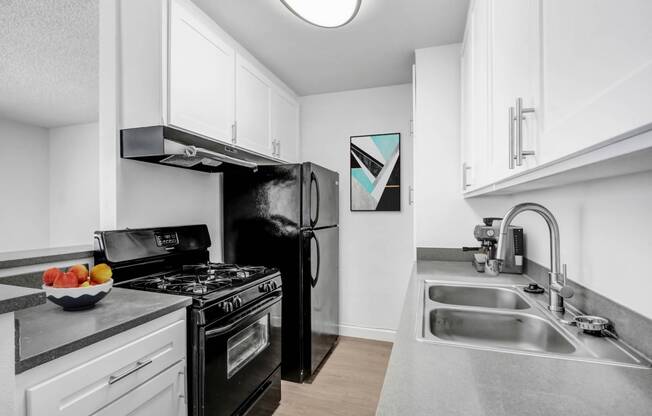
[[274, 336, 393, 416]]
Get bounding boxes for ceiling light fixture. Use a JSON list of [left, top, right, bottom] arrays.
[[280, 0, 362, 28]]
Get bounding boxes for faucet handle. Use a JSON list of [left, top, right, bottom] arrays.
[[559, 264, 574, 298]]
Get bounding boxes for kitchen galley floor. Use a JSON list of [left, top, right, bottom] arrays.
[[275, 337, 393, 416]]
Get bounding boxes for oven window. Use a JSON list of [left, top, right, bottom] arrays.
[[227, 314, 270, 378]]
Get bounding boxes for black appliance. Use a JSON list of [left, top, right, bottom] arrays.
[[94, 225, 282, 416], [223, 163, 339, 383]]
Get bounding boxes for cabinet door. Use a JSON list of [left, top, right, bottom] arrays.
[[271, 88, 300, 162], [489, 0, 540, 180], [460, 30, 475, 191], [462, 0, 491, 190], [235, 53, 273, 155], [25, 319, 186, 416], [538, 0, 652, 163], [169, 0, 235, 142], [92, 361, 186, 416]]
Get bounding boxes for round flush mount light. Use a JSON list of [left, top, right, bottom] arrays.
[[281, 0, 362, 28]]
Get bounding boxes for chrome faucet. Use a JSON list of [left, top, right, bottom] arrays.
[[486, 203, 574, 313]]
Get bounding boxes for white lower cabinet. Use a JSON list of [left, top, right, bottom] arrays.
[[16, 310, 187, 416], [93, 361, 186, 416]]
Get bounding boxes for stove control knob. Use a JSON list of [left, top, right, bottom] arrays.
[[221, 301, 234, 313], [271, 281, 278, 290], [233, 296, 242, 308]]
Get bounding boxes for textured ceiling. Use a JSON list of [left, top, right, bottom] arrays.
[[0, 0, 98, 128], [194, 0, 470, 95]]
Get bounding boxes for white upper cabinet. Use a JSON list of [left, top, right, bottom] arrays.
[[119, 0, 300, 161], [538, 0, 652, 163], [459, 0, 491, 191], [489, 0, 540, 179], [234, 53, 273, 155], [168, 0, 235, 142], [460, 0, 652, 196], [271, 88, 300, 162]]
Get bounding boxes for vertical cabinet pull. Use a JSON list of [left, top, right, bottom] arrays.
[[277, 140, 281, 157], [514, 97, 535, 167], [508, 107, 516, 169], [462, 163, 472, 190]]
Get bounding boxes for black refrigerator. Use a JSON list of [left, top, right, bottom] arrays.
[[223, 162, 339, 383]]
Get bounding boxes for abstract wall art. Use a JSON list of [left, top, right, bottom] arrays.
[[350, 133, 400, 211]]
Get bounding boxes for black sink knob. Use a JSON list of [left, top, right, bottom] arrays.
[[524, 283, 544, 294]]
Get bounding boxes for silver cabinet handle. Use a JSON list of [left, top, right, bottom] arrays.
[[462, 163, 472, 190], [509, 106, 515, 169], [108, 359, 153, 385], [231, 123, 237, 144], [515, 97, 535, 166]]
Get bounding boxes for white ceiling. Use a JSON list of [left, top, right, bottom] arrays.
[[0, 0, 98, 128], [194, 0, 470, 96]]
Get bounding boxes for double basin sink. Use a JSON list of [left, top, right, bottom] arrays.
[[418, 281, 651, 368]]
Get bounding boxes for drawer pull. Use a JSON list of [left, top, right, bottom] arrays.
[[108, 359, 153, 385]]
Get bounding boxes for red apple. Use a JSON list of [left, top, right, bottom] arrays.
[[53, 272, 79, 288], [68, 264, 89, 284], [42, 268, 63, 286]]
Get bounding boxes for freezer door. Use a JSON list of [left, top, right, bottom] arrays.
[[302, 163, 339, 229], [303, 226, 339, 375]]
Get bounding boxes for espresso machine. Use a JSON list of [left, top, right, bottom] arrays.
[[463, 217, 524, 274]]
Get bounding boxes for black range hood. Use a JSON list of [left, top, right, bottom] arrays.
[[121, 126, 279, 172]]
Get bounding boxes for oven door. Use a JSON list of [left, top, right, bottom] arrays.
[[199, 291, 282, 416]]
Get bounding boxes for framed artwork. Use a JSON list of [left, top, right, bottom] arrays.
[[350, 133, 401, 211]]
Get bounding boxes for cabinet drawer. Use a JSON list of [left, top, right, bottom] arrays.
[[92, 360, 186, 416], [25, 319, 186, 416]]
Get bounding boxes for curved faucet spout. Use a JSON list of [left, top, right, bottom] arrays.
[[491, 202, 572, 313], [496, 203, 560, 275]]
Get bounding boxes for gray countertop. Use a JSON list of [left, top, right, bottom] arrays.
[[0, 245, 94, 270], [15, 287, 192, 374], [377, 261, 652, 416], [0, 284, 45, 314]]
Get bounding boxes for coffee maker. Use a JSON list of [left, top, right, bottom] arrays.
[[464, 217, 524, 274]]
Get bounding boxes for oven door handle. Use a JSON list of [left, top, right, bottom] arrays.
[[204, 292, 282, 338]]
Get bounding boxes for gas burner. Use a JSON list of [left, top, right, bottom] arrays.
[[123, 263, 271, 298]]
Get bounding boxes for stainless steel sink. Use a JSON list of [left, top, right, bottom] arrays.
[[428, 285, 530, 310], [429, 308, 576, 354], [417, 280, 651, 369]]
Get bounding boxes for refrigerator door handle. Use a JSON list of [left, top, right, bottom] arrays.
[[310, 172, 320, 228], [309, 231, 321, 288]]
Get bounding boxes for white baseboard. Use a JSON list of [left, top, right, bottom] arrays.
[[338, 323, 396, 343]]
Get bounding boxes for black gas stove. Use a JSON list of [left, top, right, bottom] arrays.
[[121, 263, 273, 297], [94, 225, 282, 416]]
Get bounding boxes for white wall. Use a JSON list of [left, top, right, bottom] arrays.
[[414, 44, 652, 320], [0, 118, 101, 252], [0, 118, 50, 252], [301, 84, 414, 341], [116, 160, 223, 261], [49, 122, 100, 247]]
